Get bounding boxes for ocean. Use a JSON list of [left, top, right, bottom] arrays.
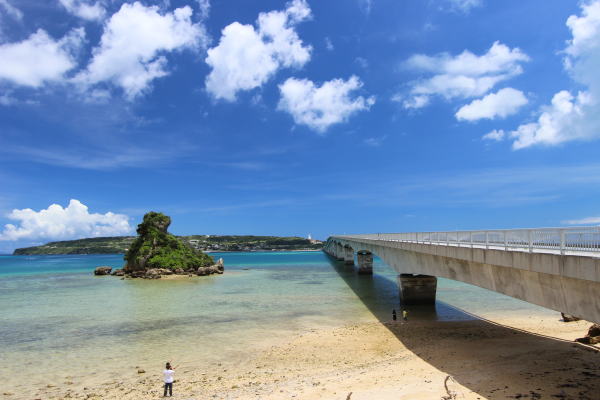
[[0, 251, 556, 397]]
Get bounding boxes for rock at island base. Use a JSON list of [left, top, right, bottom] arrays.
[[561, 312, 581, 322], [111, 269, 125, 276], [575, 323, 600, 344], [197, 258, 225, 276], [94, 266, 112, 276]]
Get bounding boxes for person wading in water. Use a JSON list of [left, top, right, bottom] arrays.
[[163, 362, 176, 397]]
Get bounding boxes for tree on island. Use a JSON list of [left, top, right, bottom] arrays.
[[123, 212, 216, 275]]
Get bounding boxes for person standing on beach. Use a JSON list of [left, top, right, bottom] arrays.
[[402, 309, 408, 322], [163, 362, 175, 397]]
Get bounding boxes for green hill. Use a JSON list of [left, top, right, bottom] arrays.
[[13, 235, 322, 255]]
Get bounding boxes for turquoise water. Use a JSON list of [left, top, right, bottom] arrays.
[[0, 251, 554, 396]]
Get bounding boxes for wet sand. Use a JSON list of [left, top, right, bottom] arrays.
[[16, 314, 599, 400]]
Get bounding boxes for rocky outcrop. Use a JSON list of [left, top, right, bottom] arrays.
[[575, 324, 600, 344], [111, 269, 125, 276], [561, 312, 581, 322], [122, 212, 216, 278], [94, 266, 112, 276], [196, 259, 225, 276]]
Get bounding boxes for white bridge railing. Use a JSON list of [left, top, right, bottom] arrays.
[[334, 227, 600, 255]]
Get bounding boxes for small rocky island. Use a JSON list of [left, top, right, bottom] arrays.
[[95, 212, 223, 279]]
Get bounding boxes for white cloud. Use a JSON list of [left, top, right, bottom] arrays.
[[510, 90, 593, 149], [446, 0, 482, 13], [456, 87, 527, 121], [402, 41, 529, 109], [325, 37, 334, 51], [364, 135, 387, 147], [205, 0, 312, 101], [0, 0, 23, 20], [76, 2, 207, 99], [196, 0, 210, 19], [355, 57, 369, 69], [0, 28, 85, 87], [482, 129, 505, 141], [358, 0, 372, 14], [509, 1, 600, 149], [278, 75, 375, 132], [0, 199, 131, 241], [563, 216, 600, 225], [59, 0, 106, 21]]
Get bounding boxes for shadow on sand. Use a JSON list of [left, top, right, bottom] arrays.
[[327, 256, 599, 399]]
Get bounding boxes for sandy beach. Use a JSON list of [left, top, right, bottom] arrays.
[[16, 313, 598, 400]]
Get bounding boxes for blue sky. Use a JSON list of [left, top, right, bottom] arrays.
[[1, 0, 600, 252]]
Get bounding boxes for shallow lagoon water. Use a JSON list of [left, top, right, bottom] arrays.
[[0, 251, 556, 395]]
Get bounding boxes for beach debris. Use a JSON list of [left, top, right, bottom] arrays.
[[575, 324, 600, 344], [93, 266, 112, 276], [137, 369, 145, 374], [561, 312, 580, 322], [346, 392, 352, 400], [441, 375, 458, 400]]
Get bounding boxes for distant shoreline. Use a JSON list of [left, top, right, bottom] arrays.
[[10, 248, 324, 256]]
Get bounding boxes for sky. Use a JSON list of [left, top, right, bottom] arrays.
[[1, 0, 600, 252]]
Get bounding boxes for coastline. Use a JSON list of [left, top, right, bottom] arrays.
[[19, 312, 599, 400], [9, 249, 324, 256]]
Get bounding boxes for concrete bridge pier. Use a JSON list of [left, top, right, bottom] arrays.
[[398, 274, 437, 305], [357, 251, 373, 275], [343, 245, 354, 265], [335, 243, 344, 261]]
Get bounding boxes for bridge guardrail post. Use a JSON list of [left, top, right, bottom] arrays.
[[560, 229, 565, 255], [485, 231, 489, 249], [504, 231, 508, 251], [528, 230, 533, 253]]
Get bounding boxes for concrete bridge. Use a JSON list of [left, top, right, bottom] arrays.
[[324, 227, 600, 323]]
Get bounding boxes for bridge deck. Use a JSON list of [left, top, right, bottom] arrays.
[[339, 238, 600, 258], [334, 227, 600, 258]]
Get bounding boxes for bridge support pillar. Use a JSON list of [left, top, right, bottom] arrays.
[[357, 251, 373, 275], [398, 274, 437, 305], [343, 246, 354, 265], [335, 243, 344, 260]]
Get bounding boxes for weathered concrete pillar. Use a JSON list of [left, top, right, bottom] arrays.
[[357, 251, 373, 275], [398, 274, 437, 305], [343, 245, 354, 265], [335, 243, 344, 261]]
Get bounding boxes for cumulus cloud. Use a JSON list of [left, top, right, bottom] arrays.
[[482, 129, 505, 141], [0, 0, 23, 20], [59, 0, 106, 21], [508, 1, 600, 149], [278, 75, 375, 132], [76, 2, 207, 99], [0, 28, 85, 87], [205, 0, 312, 101], [510, 91, 592, 149], [401, 41, 529, 109], [456, 87, 527, 121], [0, 199, 131, 241]]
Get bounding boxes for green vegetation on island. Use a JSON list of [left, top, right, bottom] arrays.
[[124, 212, 214, 272], [12, 236, 135, 255]]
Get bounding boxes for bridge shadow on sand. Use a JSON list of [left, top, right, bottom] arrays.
[[327, 256, 600, 399]]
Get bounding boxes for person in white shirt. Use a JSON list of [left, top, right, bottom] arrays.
[[163, 362, 175, 397]]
